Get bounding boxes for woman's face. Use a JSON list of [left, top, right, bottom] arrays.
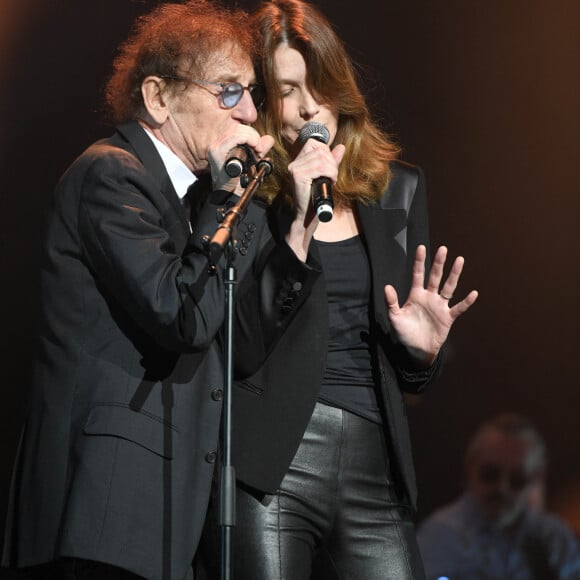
[[273, 43, 338, 147]]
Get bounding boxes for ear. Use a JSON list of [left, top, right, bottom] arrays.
[[141, 76, 170, 124]]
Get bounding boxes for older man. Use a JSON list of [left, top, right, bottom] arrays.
[[0, 2, 320, 579], [417, 413, 580, 579]]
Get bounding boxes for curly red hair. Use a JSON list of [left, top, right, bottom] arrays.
[[106, 0, 257, 124]]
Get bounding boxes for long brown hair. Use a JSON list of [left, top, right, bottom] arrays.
[[252, 0, 400, 207]]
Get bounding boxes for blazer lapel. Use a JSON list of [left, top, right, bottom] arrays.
[[357, 201, 408, 334]]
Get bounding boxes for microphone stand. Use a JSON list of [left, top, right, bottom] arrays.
[[206, 158, 272, 580]]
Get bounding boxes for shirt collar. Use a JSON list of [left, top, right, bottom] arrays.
[[142, 128, 196, 201]]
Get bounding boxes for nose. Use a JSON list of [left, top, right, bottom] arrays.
[[300, 90, 321, 120], [494, 474, 516, 496], [233, 90, 258, 124]]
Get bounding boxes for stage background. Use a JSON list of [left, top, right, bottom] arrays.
[[1, 0, 579, 559]]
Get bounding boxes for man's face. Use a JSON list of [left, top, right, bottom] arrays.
[[466, 431, 541, 527], [161, 45, 259, 172]]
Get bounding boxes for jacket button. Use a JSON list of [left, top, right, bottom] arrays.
[[205, 451, 217, 464], [239, 247, 248, 256], [211, 388, 223, 401]]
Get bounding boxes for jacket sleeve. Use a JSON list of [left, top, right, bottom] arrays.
[[380, 162, 444, 393], [72, 145, 235, 352], [233, 212, 322, 378]]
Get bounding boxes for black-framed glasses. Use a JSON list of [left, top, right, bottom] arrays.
[[161, 76, 264, 110]]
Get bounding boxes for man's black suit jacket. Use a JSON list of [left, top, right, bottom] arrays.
[[2, 121, 312, 580]]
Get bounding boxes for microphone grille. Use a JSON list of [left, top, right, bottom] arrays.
[[298, 122, 330, 145]]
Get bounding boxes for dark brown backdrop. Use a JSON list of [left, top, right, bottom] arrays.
[[1, 0, 579, 554]]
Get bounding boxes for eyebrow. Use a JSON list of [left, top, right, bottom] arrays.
[[210, 69, 255, 83], [213, 75, 242, 83], [277, 78, 300, 86]]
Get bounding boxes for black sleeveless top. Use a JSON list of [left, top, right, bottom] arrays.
[[314, 235, 382, 424]]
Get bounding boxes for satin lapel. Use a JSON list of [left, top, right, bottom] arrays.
[[357, 201, 408, 334], [116, 121, 191, 236]]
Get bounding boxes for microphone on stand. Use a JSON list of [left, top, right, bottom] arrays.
[[298, 122, 333, 222], [225, 145, 256, 178]]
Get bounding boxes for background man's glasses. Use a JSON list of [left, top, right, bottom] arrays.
[[477, 463, 531, 491], [162, 76, 265, 110]]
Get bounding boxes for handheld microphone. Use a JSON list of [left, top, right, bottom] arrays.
[[225, 145, 256, 178], [298, 122, 333, 222]]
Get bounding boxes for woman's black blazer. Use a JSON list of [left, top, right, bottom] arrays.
[[231, 160, 442, 511]]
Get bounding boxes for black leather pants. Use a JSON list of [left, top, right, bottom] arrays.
[[199, 402, 426, 580]]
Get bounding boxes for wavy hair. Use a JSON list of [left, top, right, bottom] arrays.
[[105, 0, 256, 124], [252, 0, 400, 207]]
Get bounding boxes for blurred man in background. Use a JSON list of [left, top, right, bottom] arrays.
[[417, 413, 580, 579]]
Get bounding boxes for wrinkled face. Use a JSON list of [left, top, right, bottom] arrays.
[[162, 45, 259, 171], [466, 431, 542, 527], [273, 43, 338, 147]]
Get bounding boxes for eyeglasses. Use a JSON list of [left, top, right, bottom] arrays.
[[161, 76, 265, 110], [477, 463, 531, 491]]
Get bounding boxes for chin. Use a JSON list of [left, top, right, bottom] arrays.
[[282, 129, 299, 145], [482, 500, 510, 522], [493, 505, 524, 528]]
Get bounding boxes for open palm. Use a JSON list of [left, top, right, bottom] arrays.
[[385, 245, 478, 366]]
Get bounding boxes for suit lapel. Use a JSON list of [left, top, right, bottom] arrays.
[[357, 201, 408, 334], [116, 121, 191, 236]]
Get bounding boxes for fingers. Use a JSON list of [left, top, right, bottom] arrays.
[[289, 143, 341, 184], [253, 134, 275, 159], [425, 245, 448, 293], [429, 245, 479, 318], [411, 244, 429, 288], [424, 245, 467, 300], [212, 125, 270, 166], [207, 126, 275, 193], [449, 289, 479, 320], [438, 255, 465, 301], [288, 142, 342, 217], [232, 128, 274, 163], [416, 244, 479, 310], [332, 143, 346, 167], [384, 284, 400, 314]]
